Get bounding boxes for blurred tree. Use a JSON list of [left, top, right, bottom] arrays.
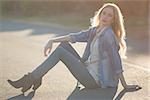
[[1, 0, 148, 21]]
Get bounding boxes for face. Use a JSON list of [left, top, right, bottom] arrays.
[[99, 7, 114, 27]]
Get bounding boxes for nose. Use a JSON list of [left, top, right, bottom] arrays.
[[101, 15, 108, 19], [102, 17, 108, 21]]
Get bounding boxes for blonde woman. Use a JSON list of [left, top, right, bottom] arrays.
[[8, 3, 141, 93]]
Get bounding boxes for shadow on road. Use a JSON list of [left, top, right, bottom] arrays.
[[7, 91, 35, 100], [6, 87, 142, 100], [67, 87, 117, 100], [67, 86, 141, 100], [115, 87, 142, 100], [1, 20, 76, 36]]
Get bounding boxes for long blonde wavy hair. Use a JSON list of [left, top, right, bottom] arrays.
[[90, 3, 127, 59]]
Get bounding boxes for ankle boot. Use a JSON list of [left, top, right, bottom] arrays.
[[33, 78, 42, 90], [7, 73, 42, 93], [7, 74, 30, 89]]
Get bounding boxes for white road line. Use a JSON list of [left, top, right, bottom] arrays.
[[123, 62, 150, 72]]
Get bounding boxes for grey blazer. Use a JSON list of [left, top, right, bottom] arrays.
[[69, 26, 123, 87]]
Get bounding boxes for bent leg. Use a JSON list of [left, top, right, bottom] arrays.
[[32, 42, 99, 88], [58, 42, 83, 62], [59, 46, 99, 88]]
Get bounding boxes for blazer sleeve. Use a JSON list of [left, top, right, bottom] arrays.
[[69, 27, 93, 43], [103, 29, 124, 76]]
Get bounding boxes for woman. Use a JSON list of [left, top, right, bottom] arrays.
[[8, 3, 141, 93]]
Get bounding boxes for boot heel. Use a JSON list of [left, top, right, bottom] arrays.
[[21, 84, 33, 93], [33, 78, 42, 90]]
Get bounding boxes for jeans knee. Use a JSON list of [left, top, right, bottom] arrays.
[[59, 41, 70, 48]]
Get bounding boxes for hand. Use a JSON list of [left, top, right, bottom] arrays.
[[123, 84, 142, 90], [44, 40, 53, 57]]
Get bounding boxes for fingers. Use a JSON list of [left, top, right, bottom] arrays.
[[44, 47, 47, 57], [44, 40, 53, 57], [44, 47, 52, 57], [48, 48, 51, 54], [135, 85, 142, 90], [44, 49, 49, 57], [44, 46, 49, 57], [131, 85, 142, 90], [47, 48, 52, 55], [125, 85, 142, 90]]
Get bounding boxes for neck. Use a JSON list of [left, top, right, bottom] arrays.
[[99, 23, 111, 28], [97, 24, 108, 31], [96, 24, 111, 35]]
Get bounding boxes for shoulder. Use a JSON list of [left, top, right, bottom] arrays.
[[103, 27, 115, 40], [88, 26, 97, 32], [103, 27, 116, 43], [79, 26, 96, 35]]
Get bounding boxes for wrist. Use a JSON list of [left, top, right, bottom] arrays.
[[49, 39, 54, 43], [118, 73, 127, 88]]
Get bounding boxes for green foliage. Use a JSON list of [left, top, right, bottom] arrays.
[[1, 0, 148, 29]]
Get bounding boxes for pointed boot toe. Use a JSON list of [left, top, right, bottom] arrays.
[[8, 73, 42, 93], [7, 79, 22, 88]]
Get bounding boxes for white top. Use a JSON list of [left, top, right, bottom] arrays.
[[86, 37, 100, 84], [86, 27, 108, 86]]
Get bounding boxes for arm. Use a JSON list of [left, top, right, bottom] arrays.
[[44, 35, 72, 56], [50, 35, 72, 43], [103, 30, 124, 77], [118, 72, 127, 87], [118, 72, 141, 89], [48, 26, 94, 43], [103, 30, 140, 89], [44, 27, 93, 56], [69, 27, 95, 43]]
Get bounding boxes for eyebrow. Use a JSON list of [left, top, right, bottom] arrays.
[[103, 10, 113, 16]]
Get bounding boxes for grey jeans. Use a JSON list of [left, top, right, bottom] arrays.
[[32, 42, 99, 88]]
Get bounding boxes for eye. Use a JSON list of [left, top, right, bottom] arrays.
[[108, 13, 113, 17], [102, 11, 106, 15]]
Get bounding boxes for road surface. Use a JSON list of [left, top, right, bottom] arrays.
[[0, 20, 149, 100]]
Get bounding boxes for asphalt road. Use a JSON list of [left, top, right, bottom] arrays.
[[0, 20, 149, 100]]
